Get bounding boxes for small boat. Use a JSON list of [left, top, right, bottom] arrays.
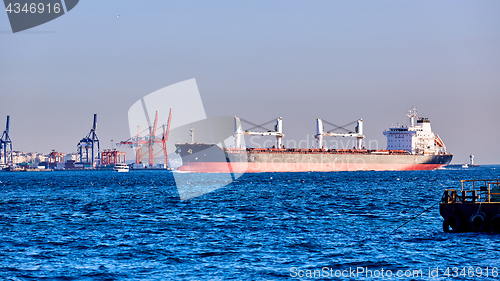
[[462, 164, 469, 168], [440, 179, 500, 233], [113, 163, 129, 172]]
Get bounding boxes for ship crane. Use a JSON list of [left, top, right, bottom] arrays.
[[234, 117, 284, 148], [0, 116, 13, 166], [315, 118, 364, 150]]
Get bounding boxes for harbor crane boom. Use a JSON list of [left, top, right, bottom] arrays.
[[0, 116, 13, 166], [117, 109, 172, 167], [77, 114, 100, 165]]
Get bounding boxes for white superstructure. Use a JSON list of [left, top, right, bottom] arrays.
[[383, 107, 447, 155]]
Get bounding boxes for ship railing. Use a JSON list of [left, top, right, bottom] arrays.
[[452, 179, 500, 203], [442, 188, 486, 204]]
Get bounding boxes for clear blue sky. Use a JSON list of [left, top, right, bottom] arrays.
[[1, 1, 499, 164]]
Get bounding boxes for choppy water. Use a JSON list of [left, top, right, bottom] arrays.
[[1, 166, 500, 280]]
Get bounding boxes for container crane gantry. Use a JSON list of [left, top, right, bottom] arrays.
[[77, 114, 100, 166], [0, 116, 13, 166]]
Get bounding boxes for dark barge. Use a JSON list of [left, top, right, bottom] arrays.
[[441, 179, 500, 233]]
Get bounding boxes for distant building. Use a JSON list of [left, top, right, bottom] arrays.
[[65, 153, 78, 162]]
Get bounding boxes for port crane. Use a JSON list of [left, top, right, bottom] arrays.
[[234, 116, 284, 148], [119, 108, 172, 167], [77, 114, 100, 165], [315, 118, 365, 150], [0, 116, 13, 166]]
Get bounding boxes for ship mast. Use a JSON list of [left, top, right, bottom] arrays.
[[407, 106, 417, 127]]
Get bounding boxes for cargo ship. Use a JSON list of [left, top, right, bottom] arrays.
[[175, 108, 452, 173]]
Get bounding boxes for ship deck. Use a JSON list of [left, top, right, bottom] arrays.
[[222, 147, 450, 156]]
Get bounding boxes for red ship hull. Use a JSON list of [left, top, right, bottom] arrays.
[[177, 162, 445, 173], [175, 143, 452, 173]]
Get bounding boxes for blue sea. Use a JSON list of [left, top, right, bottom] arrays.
[[1, 166, 500, 280]]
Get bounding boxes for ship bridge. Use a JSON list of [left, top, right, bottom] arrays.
[[383, 107, 447, 155]]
